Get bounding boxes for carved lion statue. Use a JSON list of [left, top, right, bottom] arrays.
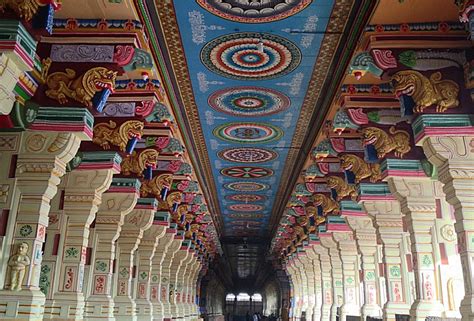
[[46, 67, 117, 108], [326, 176, 357, 201], [313, 194, 340, 215], [392, 70, 459, 113], [340, 154, 381, 183], [93, 120, 144, 152], [121, 149, 159, 177], [362, 126, 411, 159]]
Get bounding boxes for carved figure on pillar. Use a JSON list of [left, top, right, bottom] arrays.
[[362, 127, 411, 158], [8, 242, 31, 291], [93, 120, 144, 152]]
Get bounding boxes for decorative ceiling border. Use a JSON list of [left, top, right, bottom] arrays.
[[144, 0, 376, 238]]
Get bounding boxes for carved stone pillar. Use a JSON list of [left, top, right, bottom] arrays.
[[306, 242, 322, 321], [387, 176, 445, 320], [362, 194, 412, 321], [161, 233, 184, 321], [0, 20, 37, 115], [83, 179, 140, 321], [113, 201, 155, 321], [44, 153, 120, 321], [345, 214, 383, 319], [296, 254, 310, 321], [320, 233, 343, 321], [0, 130, 85, 321], [168, 241, 190, 320], [185, 253, 200, 319], [285, 258, 298, 320], [332, 230, 360, 320], [176, 247, 194, 320], [288, 256, 303, 321], [151, 226, 176, 321], [135, 224, 167, 321], [414, 115, 474, 321], [312, 242, 332, 321], [301, 246, 316, 321]]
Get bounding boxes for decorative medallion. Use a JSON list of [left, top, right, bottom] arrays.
[[201, 32, 301, 80], [213, 122, 283, 143], [218, 147, 277, 163], [228, 204, 264, 212], [221, 166, 273, 179], [208, 87, 290, 117], [227, 213, 265, 219], [225, 194, 267, 202], [224, 181, 269, 192], [196, 0, 313, 23]]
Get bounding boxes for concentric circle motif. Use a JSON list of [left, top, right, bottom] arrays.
[[201, 32, 301, 80], [224, 181, 269, 192], [213, 122, 283, 144], [196, 0, 312, 23], [228, 204, 264, 212], [227, 213, 265, 219], [221, 166, 273, 179], [218, 147, 278, 163], [208, 87, 290, 117], [225, 194, 267, 202]]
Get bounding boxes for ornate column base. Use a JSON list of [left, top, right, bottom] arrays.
[[44, 293, 87, 321], [383, 302, 412, 321], [0, 289, 45, 321], [84, 295, 116, 321], [409, 299, 444, 321], [114, 296, 137, 321], [135, 298, 153, 321]]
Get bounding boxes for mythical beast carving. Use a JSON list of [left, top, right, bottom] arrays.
[[392, 70, 459, 113], [340, 154, 381, 183], [362, 126, 411, 159], [327, 176, 357, 201], [313, 194, 340, 215], [93, 120, 144, 152], [46, 67, 117, 107], [121, 149, 159, 177]]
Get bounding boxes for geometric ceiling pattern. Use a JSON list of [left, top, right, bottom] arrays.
[[171, 0, 336, 236]]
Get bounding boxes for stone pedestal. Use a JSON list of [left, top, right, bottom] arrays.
[[83, 179, 139, 321]]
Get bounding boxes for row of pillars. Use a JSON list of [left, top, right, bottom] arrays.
[[0, 131, 205, 321], [283, 134, 474, 321]]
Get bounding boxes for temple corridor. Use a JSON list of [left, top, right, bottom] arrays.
[[0, 1, 473, 321]]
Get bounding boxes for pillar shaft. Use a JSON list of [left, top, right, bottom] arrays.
[[363, 200, 412, 321], [312, 244, 332, 321], [320, 235, 343, 321]]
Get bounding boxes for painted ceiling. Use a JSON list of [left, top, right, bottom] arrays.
[[169, 0, 336, 236]]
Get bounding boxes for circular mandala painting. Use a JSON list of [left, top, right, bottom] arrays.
[[221, 166, 273, 178], [213, 122, 283, 144], [218, 147, 277, 163], [225, 194, 267, 202], [228, 204, 264, 212], [224, 181, 269, 192], [201, 32, 301, 80], [196, 0, 312, 23], [227, 213, 265, 219], [208, 87, 290, 117]]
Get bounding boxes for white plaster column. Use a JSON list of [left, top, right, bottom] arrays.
[[0, 131, 83, 321], [332, 231, 361, 320], [387, 177, 445, 320], [299, 251, 315, 321], [151, 227, 177, 321], [44, 164, 118, 321], [170, 245, 191, 320], [419, 134, 474, 321], [113, 204, 154, 321], [83, 181, 139, 321], [135, 224, 167, 321], [295, 254, 310, 321], [312, 243, 332, 321], [306, 246, 322, 321], [363, 200, 412, 321], [345, 215, 383, 319], [161, 234, 184, 321], [320, 234, 343, 321]]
